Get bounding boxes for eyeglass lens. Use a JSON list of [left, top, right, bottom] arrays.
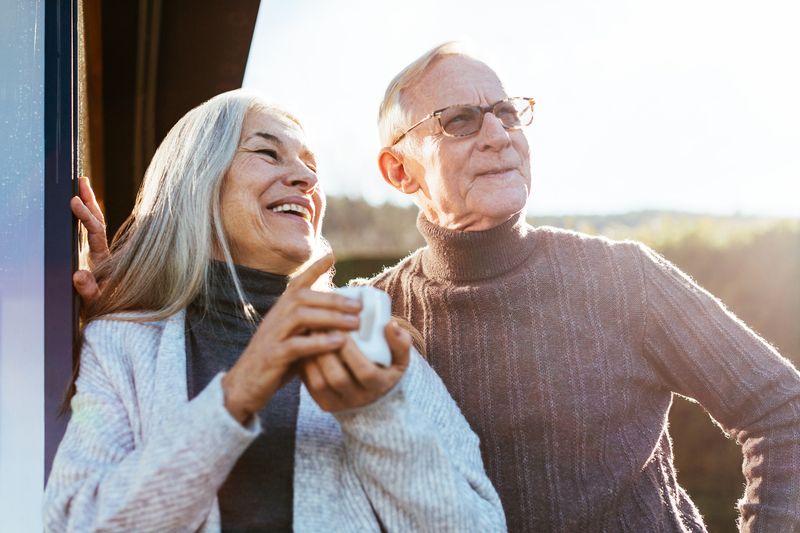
[[439, 99, 532, 137]]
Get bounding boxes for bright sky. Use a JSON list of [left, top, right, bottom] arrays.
[[243, 0, 800, 217]]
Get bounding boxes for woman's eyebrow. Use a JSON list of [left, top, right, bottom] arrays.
[[248, 131, 284, 145], [301, 149, 317, 164]]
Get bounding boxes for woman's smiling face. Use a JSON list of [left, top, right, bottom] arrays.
[[219, 108, 325, 274]]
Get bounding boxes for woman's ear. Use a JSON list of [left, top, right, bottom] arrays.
[[377, 148, 421, 195]]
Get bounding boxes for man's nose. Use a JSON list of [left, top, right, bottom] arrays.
[[477, 112, 512, 151], [285, 162, 318, 192]]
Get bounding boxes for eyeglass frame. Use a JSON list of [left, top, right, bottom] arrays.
[[389, 96, 536, 146]]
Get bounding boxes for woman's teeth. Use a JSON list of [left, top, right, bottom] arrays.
[[270, 203, 311, 221]]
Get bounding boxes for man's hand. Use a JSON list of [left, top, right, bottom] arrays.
[[300, 321, 412, 412], [71, 176, 109, 304]]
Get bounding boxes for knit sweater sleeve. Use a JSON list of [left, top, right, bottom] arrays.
[[636, 243, 800, 532], [43, 322, 260, 533], [333, 350, 506, 532]]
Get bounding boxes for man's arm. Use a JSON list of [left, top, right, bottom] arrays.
[[636, 243, 800, 532]]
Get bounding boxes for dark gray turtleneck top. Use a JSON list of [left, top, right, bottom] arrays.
[[185, 261, 298, 533]]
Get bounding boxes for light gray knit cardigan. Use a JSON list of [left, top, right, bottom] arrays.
[[43, 310, 506, 532]]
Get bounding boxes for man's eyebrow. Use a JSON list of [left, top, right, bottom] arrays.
[[248, 131, 284, 145]]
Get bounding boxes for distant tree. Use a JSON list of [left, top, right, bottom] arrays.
[[323, 196, 423, 258]]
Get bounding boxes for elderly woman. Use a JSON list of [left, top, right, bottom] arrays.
[[43, 91, 505, 532]]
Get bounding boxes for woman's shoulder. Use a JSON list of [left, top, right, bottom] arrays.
[[84, 310, 171, 334], [82, 311, 181, 360]]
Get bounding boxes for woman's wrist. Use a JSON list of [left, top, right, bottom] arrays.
[[221, 371, 256, 425]]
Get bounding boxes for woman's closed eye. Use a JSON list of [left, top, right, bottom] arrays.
[[256, 148, 280, 161]]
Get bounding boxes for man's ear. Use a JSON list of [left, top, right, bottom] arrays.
[[378, 148, 421, 195]]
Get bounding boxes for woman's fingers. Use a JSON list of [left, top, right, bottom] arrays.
[[277, 307, 360, 339], [303, 333, 411, 413], [300, 359, 327, 395], [385, 321, 412, 369], [287, 253, 335, 291], [78, 176, 105, 224], [293, 288, 362, 312], [299, 358, 342, 411], [314, 352, 360, 396], [338, 337, 383, 389], [70, 195, 103, 231], [281, 332, 347, 361], [73, 270, 101, 304], [300, 354, 366, 412], [71, 192, 110, 265]]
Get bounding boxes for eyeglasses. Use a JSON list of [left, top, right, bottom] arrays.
[[390, 97, 535, 146]]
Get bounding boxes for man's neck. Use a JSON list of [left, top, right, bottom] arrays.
[[420, 209, 519, 232], [416, 210, 537, 282]]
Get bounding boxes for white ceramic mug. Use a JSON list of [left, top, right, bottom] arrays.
[[334, 286, 393, 367]]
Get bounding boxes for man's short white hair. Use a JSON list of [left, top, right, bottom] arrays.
[[378, 41, 471, 150]]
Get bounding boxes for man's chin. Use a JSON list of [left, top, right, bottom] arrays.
[[477, 188, 528, 213], [471, 200, 527, 227]]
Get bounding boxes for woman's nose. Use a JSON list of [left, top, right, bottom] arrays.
[[286, 162, 318, 192]]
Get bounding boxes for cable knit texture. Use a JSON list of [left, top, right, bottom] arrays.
[[358, 211, 800, 533], [43, 310, 506, 532]]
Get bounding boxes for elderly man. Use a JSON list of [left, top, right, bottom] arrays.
[[361, 43, 800, 532]]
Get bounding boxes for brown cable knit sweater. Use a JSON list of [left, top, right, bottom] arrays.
[[360, 211, 800, 532]]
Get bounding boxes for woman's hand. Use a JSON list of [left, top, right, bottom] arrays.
[[222, 254, 363, 424], [300, 321, 412, 412], [71, 176, 109, 304]]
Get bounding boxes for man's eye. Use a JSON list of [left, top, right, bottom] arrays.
[[446, 113, 471, 124], [440, 107, 480, 135]]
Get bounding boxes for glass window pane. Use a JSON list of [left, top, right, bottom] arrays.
[[0, 1, 46, 530]]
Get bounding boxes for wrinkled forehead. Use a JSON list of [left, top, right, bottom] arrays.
[[403, 55, 507, 115], [240, 108, 309, 149]]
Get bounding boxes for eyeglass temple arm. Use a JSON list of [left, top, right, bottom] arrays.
[[390, 112, 437, 146]]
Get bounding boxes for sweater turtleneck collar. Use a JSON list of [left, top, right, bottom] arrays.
[[190, 260, 290, 320], [417, 210, 538, 282]]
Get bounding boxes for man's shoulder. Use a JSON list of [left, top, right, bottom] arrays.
[[528, 225, 652, 285], [533, 224, 645, 259]]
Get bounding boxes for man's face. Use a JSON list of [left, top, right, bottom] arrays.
[[400, 56, 531, 231]]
